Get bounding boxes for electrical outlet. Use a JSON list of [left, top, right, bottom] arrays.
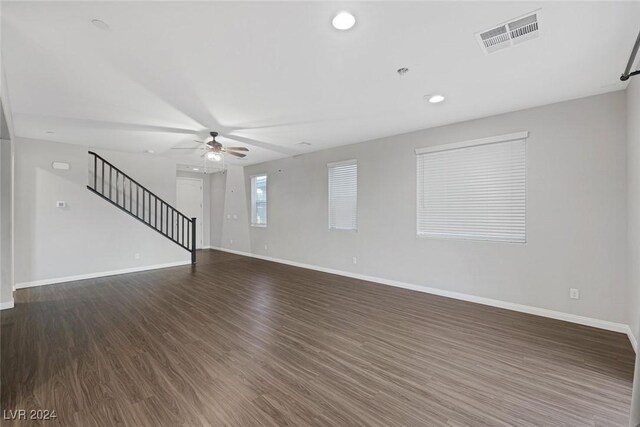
[[569, 288, 580, 299], [352, 257, 357, 264], [134, 253, 140, 260]]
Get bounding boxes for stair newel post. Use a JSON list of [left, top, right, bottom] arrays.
[[191, 217, 197, 265]]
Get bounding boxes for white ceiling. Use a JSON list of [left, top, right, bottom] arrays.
[[2, 1, 638, 166]]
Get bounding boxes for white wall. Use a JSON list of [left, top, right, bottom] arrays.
[[213, 92, 629, 327], [14, 138, 190, 285]]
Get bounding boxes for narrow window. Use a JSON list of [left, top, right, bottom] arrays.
[[251, 174, 267, 227], [328, 160, 357, 231]]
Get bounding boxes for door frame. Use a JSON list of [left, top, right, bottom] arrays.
[[176, 177, 204, 249]]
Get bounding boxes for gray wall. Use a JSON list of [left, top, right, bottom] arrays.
[[219, 165, 252, 252], [0, 99, 14, 307], [209, 171, 227, 248], [628, 77, 640, 425], [0, 137, 13, 306], [629, 78, 640, 344], [213, 91, 629, 326], [14, 138, 190, 285]]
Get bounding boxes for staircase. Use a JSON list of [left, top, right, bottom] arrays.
[[87, 151, 196, 264]]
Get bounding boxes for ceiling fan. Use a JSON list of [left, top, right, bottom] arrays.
[[171, 131, 249, 160]]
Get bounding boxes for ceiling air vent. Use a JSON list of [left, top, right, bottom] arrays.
[[476, 10, 541, 54]]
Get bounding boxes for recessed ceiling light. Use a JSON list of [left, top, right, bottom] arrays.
[[91, 19, 110, 31], [193, 168, 199, 171], [427, 94, 445, 104], [397, 67, 409, 76], [45, 130, 55, 134], [144, 149, 154, 154], [297, 142, 312, 146], [332, 12, 356, 30]]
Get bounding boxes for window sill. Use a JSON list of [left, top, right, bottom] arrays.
[[416, 233, 526, 244], [251, 224, 267, 228]]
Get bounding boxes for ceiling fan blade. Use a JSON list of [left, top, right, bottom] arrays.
[[225, 146, 249, 152], [171, 147, 206, 150], [228, 151, 247, 158], [223, 134, 297, 156]]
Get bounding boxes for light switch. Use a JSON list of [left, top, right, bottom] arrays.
[[56, 201, 67, 208]]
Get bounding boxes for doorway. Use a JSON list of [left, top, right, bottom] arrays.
[[176, 177, 204, 249]]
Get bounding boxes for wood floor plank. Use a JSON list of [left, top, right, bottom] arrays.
[[1, 249, 635, 426]]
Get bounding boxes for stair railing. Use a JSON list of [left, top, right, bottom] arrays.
[[87, 151, 196, 264]]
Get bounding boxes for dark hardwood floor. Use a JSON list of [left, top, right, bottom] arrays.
[[1, 250, 635, 426]]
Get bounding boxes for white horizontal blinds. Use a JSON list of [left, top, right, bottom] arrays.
[[328, 160, 357, 230], [417, 137, 526, 243], [251, 175, 267, 226]]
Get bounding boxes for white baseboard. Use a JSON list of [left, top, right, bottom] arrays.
[[0, 300, 14, 310], [627, 327, 638, 353], [15, 260, 191, 289], [210, 246, 635, 347]]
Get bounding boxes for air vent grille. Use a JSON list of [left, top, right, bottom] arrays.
[[480, 26, 509, 48], [476, 10, 541, 54]]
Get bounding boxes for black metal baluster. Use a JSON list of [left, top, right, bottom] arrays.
[[101, 159, 105, 194], [115, 171, 120, 205], [191, 218, 196, 264], [93, 154, 97, 190]]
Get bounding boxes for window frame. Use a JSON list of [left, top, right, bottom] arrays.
[[327, 159, 358, 232], [250, 173, 268, 228], [415, 131, 528, 243]]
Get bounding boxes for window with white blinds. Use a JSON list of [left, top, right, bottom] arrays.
[[416, 132, 527, 243], [251, 174, 267, 226], [328, 160, 357, 230]]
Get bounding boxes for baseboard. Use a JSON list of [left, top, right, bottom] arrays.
[[0, 300, 14, 310], [15, 260, 191, 289], [209, 246, 634, 344], [627, 327, 638, 353]]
